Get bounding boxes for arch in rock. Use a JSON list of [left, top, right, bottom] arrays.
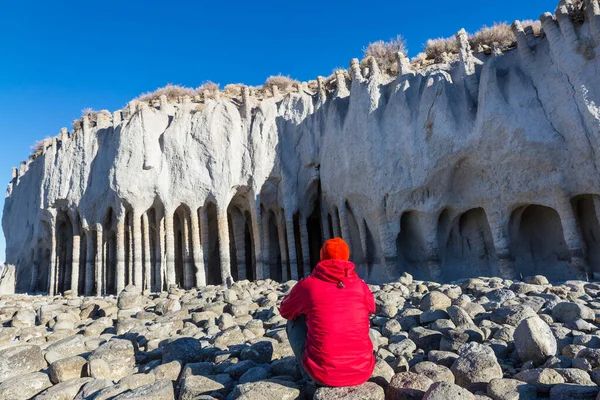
[[56, 209, 73, 295], [205, 201, 222, 285], [33, 221, 52, 293], [174, 204, 193, 288], [509, 204, 571, 281], [572, 194, 600, 272], [396, 211, 429, 280], [103, 207, 117, 295], [440, 207, 497, 282]]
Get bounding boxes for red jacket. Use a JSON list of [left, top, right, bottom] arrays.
[[279, 259, 376, 387]]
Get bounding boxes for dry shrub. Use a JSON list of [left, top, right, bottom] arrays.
[[363, 35, 406, 75], [423, 37, 459, 62], [137, 84, 197, 102], [469, 23, 516, 52], [30, 139, 48, 158], [521, 19, 542, 36], [307, 79, 319, 92], [263, 75, 299, 93], [223, 83, 245, 99], [197, 81, 220, 100]]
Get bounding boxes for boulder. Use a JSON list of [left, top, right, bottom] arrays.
[[514, 316, 557, 365], [314, 382, 384, 400], [0, 343, 46, 383]]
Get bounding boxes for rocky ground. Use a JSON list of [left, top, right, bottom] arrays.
[[2, 274, 600, 399]]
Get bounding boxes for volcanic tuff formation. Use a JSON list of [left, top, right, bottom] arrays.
[[5, 0, 600, 295]]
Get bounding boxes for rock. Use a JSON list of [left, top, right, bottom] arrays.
[[241, 341, 275, 364], [490, 305, 536, 326], [0, 265, 16, 295], [411, 361, 454, 383], [420, 292, 452, 311], [11, 310, 36, 328], [239, 365, 271, 384], [117, 286, 143, 310], [88, 339, 135, 381], [487, 378, 537, 400], [151, 360, 182, 381], [49, 356, 87, 383], [370, 358, 395, 387], [119, 373, 156, 390], [0, 372, 52, 400], [386, 372, 434, 400], [513, 368, 565, 393], [314, 382, 384, 399], [35, 377, 93, 400], [75, 379, 114, 399], [177, 374, 234, 399], [423, 382, 475, 400], [451, 343, 502, 391], [0, 343, 46, 383], [88, 358, 113, 379], [408, 327, 442, 352], [113, 379, 174, 400], [162, 337, 203, 364], [552, 302, 595, 323], [514, 316, 557, 365], [548, 383, 600, 399]]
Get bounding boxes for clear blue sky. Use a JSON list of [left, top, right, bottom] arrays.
[[0, 0, 556, 264]]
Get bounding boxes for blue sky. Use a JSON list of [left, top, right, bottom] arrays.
[[0, 0, 556, 264]]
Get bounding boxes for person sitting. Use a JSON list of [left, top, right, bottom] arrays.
[[280, 237, 375, 387]]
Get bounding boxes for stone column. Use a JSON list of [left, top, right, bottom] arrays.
[[487, 209, 516, 279], [379, 218, 400, 271], [190, 209, 206, 287], [261, 210, 271, 280], [250, 200, 265, 280], [155, 214, 164, 291], [49, 222, 57, 296], [182, 214, 193, 289], [422, 213, 442, 281], [299, 215, 311, 277], [321, 204, 331, 242], [71, 228, 81, 295], [127, 218, 133, 286], [233, 213, 247, 281], [95, 225, 103, 296], [116, 221, 126, 293], [85, 231, 94, 295], [30, 247, 39, 293], [557, 198, 587, 276], [164, 212, 176, 287], [200, 207, 211, 285], [217, 207, 232, 285], [331, 209, 341, 238], [357, 218, 369, 268], [133, 214, 143, 288], [277, 212, 290, 281], [338, 206, 351, 245], [142, 213, 151, 292]]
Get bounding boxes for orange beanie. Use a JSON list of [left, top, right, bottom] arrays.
[[320, 238, 350, 261]]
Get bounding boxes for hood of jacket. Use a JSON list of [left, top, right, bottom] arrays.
[[312, 259, 358, 284]]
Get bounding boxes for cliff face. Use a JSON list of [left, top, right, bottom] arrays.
[[5, 3, 600, 294]]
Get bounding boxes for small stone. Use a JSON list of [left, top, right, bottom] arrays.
[[420, 292, 452, 311], [112, 379, 174, 400], [162, 337, 203, 364], [451, 343, 502, 391], [423, 381, 475, 400], [11, 310, 36, 328], [408, 327, 442, 352], [386, 372, 434, 400], [370, 358, 395, 387], [552, 302, 595, 323], [487, 378, 537, 400], [232, 379, 301, 399], [49, 355, 87, 383], [151, 360, 182, 381], [117, 285, 143, 310], [0, 372, 52, 400], [411, 361, 454, 383], [315, 381, 384, 399], [178, 374, 234, 399], [88, 339, 135, 381], [548, 383, 600, 400], [513, 368, 565, 393]]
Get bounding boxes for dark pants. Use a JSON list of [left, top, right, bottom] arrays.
[[286, 315, 324, 385]]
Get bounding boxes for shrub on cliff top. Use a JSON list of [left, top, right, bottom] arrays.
[[197, 81, 220, 100], [263, 75, 300, 93], [521, 19, 542, 36], [468, 22, 516, 53], [137, 84, 197, 102], [423, 36, 460, 63], [363, 35, 407, 75]]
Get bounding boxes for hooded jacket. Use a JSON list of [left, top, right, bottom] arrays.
[[279, 259, 376, 387]]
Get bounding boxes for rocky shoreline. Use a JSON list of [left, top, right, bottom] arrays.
[[1, 273, 600, 399]]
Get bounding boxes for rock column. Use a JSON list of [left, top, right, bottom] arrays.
[[116, 221, 126, 293], [133, 214, 143, 288], [557, 199, 587, 276], [233, 213, 247, 281], [277, 213, 289, 281], [71, 227, 81, 295], [142, 213, 151, 291], [299, 215, 311, 277], [165, 212, 176, 287], [155, 214, 164, 291], [487, 210, 516, 279], [338, 206, 351, 245], [95, 225, 103, 296], [422, 214, 442, 281], [250, 200, 265, 280], [217, 207, 232, 285], [49, 221, 57, 296], [261, 211, 271, 280], [182, 215, 193, 289], [284, 214, 299, 281], [190, 209, 206, 287], [30, 247, 39, 293], [200, 207, 211, 285], [85, 231, 94, 295]]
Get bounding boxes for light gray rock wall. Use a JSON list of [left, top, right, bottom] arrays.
[[5, 1, 600, 294]]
